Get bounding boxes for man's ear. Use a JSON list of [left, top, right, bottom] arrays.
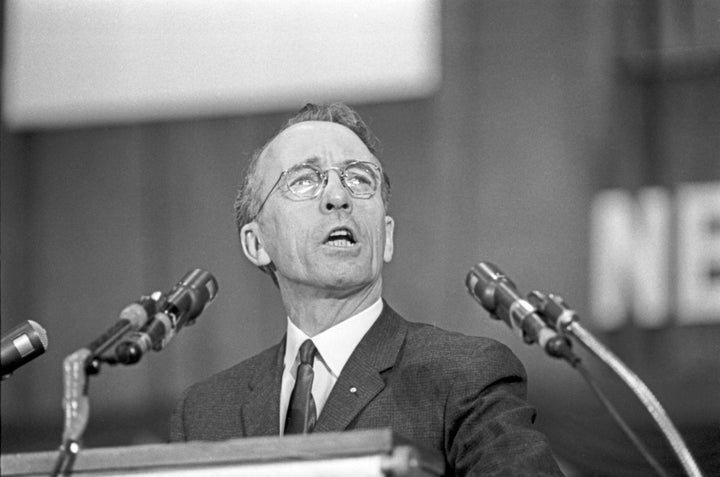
[[383, 215, 395, 263], [240, 222, 272, 267]]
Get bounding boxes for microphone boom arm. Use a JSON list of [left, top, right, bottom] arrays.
[[529, 292, 704, 477]]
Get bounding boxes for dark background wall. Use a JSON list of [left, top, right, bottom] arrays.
[[2, 2, 719, 475]]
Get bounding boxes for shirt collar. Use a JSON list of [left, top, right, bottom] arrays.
[[284, 298, 383, 378]]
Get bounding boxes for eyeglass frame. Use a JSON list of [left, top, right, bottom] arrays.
[[250, 160, 384, 221]]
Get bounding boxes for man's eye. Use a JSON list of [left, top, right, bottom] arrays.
[[289, 173, 318, 187], [345, 169, 376, 189], [349, 174, 372, 186]]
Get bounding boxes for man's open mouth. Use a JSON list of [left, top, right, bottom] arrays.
[[324, 227, 356, 247]]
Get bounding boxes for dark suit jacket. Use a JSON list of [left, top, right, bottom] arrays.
[[170, 302, 564, 476]]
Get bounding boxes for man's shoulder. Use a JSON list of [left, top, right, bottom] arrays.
[[390, 308, 525, 376], [407, 320, 519, 357]]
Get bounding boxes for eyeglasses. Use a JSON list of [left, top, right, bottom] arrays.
[[252, 161, 382, 220]]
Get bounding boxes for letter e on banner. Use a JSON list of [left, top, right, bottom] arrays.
[[676, 183, 720, 325]]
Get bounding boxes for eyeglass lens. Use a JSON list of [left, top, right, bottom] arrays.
[[286, 163, 379, 198]]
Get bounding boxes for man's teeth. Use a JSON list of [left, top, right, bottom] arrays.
[[327, 238, 354, 247], [326, 230, 355, 247]]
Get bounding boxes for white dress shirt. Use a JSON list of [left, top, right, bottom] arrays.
[[279, 298, 383, 434]]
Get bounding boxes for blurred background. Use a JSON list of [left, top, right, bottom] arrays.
[[2, 1, 719, 475]]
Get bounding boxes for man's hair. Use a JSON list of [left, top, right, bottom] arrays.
[[233, 102, 391, 235]]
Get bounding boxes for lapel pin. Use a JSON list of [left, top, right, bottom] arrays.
[[349, 386, 358, 394]]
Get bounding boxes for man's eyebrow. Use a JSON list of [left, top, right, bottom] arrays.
[[302, 156, 322, 166], [296, 157, 360, 167]]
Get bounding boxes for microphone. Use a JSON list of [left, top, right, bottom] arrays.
[[115, 269, 218, 364], [466, 262, 575, 361], [1, 320, 49, 378], [163, 268, 219, 329], [83, 297, 155, 359]]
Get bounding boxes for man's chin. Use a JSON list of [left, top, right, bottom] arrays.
[[313, 269, 380, 294], [323, 274, 372, 292]]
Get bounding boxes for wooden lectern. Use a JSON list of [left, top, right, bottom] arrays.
[[1, 428, 444, 476]]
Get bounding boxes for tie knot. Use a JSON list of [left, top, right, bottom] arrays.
[[298, 339, 316, 365]]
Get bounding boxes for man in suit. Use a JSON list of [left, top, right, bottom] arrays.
[[170, 103, 564, 476]]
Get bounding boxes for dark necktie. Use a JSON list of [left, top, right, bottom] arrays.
[[284, 339, 317, 434]]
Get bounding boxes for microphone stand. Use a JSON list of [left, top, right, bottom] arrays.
[[528, 291, 704, 477], [51, 306, 154, 477]]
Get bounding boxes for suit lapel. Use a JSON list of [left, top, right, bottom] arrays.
[[240, 337, 286, 437], [314, 303, 407, 433]]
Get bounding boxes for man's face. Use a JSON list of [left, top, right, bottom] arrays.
[[242, 121, 394, 295]]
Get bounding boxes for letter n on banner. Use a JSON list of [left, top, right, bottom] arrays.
[[589, 188, 671, 330]]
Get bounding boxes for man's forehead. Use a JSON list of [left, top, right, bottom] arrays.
[[260, 121, 374, 169]]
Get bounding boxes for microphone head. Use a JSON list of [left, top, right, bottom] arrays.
[[114, 339, 144, 365], [26, 320, 49, 350], [164, 269, 219, 327], [1, 320, 48, 377], [466, 262, 508, 315]]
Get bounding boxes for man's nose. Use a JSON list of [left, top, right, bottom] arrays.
[[321, 169, 352, 213]]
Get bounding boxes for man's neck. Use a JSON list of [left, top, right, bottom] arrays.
[[278, 279, 383, 336]]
